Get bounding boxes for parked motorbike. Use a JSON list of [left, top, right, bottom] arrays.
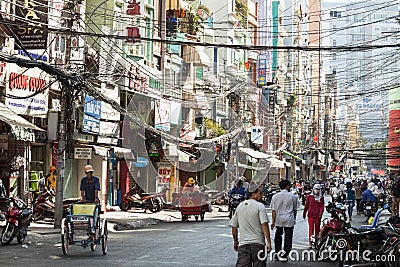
[[119, 184, 161, 213], [314, 202, 348, 260], [1, 196, 32, 245], [0, 197, 9, 223], [228, 194, 245, 219], [154, 187, 178, 210], [337, 223, 400, 267], [363, 201, 378, 221], [377, 194, 386, 209], [33, 187, 79, 221]]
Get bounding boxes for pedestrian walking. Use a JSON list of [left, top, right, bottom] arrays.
[[345, 182, 355, 221], [230, 183, 272, 267], [270, 180, 297, 262], [303, 184, 324, 248], [391, 178, 400, 218], [354, 181, 363, 215]]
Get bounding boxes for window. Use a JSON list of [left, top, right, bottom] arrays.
[[333, 40, 337, 46], [330, 11, 342, 18], [195, 65, 203, 80], [332, 53, 337, 60]]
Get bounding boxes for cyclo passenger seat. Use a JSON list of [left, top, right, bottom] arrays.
[[71, 203, 98, 217]]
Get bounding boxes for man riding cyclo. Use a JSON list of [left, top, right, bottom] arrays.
[[78, 165, 101, 235]]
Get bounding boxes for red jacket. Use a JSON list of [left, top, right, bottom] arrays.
[[303, 195, 324, 218]]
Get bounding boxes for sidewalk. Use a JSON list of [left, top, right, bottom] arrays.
[[17, 204, 394, 236], [26, 205, 230, 235]]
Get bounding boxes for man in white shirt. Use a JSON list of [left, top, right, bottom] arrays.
[[372, 182, 385, 197], [270, 180, 297, 262], [230, 182, 272, 267]]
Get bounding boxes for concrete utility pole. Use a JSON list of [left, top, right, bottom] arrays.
[[54, 0, 75, 229], [324, 87, 330, 181]]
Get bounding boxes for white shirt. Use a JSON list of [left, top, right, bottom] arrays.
[[230, 199, 269, 246], [344, 178, 352, 185], [270, 189, 297, 227], [372, 186, 385, 197]]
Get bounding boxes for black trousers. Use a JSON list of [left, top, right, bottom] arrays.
[[274, 226, 294, 257], [236, 243, 266, 267], [356, 199, 362, 212]]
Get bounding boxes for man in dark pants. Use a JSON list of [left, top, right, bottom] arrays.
[[270, 180, 298, 262], [230, 183, 272, 267]]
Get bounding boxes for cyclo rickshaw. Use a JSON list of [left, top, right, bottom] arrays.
[[61, 202, 108, 255]]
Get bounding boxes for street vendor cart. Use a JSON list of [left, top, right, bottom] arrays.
[[179, 192, 211, 222]]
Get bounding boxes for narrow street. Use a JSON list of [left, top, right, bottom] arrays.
[[0, 200, 370, 267]]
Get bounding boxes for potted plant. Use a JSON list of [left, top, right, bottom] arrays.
[[187, 8, 201, 35], [197, 4, 210, 20], [235, 0, 248, 27]]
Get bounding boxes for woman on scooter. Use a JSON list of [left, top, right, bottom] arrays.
[[303, 184, 325, 248]]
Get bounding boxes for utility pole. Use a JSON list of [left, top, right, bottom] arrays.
[[54, 0, 75, 228], [324, 87, 330, 181]]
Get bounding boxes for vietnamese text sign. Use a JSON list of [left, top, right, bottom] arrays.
[[14, 0, 48, 49], [6, 64, 49, 116], [83, 94, 101, 134], [74, 148, 92, 159]]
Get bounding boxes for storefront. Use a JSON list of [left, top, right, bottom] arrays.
[[0, 102, 45, 200]]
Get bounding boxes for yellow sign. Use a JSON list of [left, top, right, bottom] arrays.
[[186, 199, 194, 207]]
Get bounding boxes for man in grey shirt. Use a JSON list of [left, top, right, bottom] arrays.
[[230, 183, 272, 267], [270, 179, 297, 261]]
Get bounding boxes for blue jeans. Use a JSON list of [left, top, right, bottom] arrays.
[[347, 200, 354, 218]]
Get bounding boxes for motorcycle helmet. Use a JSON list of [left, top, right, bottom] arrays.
[[326, 202, 334, 213]]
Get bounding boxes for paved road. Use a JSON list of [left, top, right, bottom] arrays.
[[0, 208, 343, 267], [0, 195, 387, 267]]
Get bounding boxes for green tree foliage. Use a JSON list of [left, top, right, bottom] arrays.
[[235, 0, 248, 27], [204, 118, 227, 137]]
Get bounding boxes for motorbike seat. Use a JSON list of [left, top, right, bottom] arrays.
[[21, 209, 32, 218]]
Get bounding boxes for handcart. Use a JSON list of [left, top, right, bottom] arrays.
[[61, 203, 108, 255], [180, 192, 210, 222]]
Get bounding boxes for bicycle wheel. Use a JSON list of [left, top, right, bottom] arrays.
[[61, 219, 69, 255], [102, 220, 108, 255]]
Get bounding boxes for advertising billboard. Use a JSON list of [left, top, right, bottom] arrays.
[[5, 64, 49, 116], [83, 94, 101, 134], [14, 0, 48, 49]]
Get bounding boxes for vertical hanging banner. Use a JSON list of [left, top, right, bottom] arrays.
[[155, 99, 171, 131], [14, 0, 48, 49], [83, 94, 101, 134]]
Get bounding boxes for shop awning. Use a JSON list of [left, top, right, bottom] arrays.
[[177, 149, 195, 162], [238, 162, 268, 171], [92, 145, 135, 159], [0, 102, 44, 142], [270, 157, 285, 169], [114, 147, 134, 159], [93, 145, 109, 157], [239, 147, 273, 159]]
